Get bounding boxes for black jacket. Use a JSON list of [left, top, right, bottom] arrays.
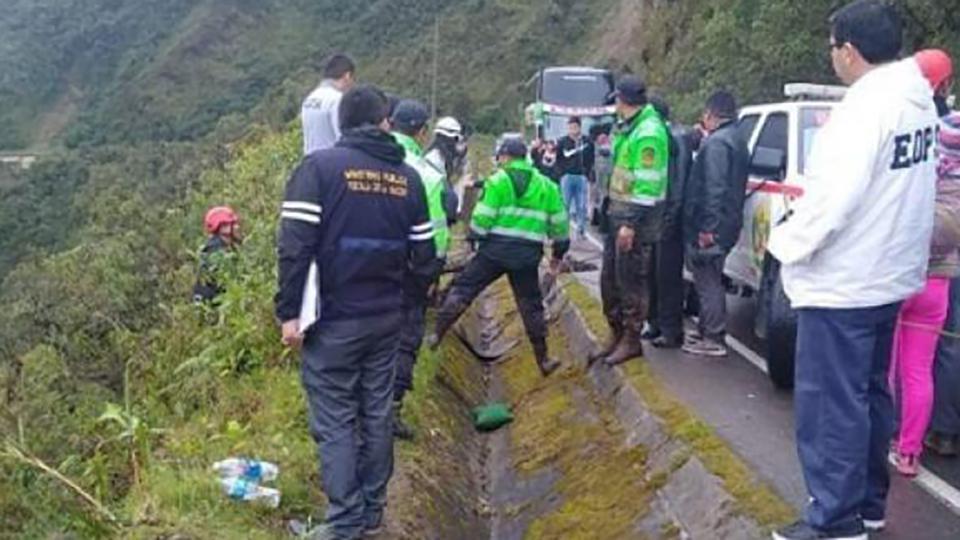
[[555, 135, 595, 178], [276, 127, 438, 322], [683, 120, 749, 251], [662, 126, 695, 239]]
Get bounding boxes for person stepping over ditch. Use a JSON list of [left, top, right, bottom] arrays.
[[427, 138, 570, 377]]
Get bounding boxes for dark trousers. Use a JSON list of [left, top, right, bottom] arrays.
[[795, 304, 899, 532], [688, 250, 728, 341], [932, 275, 960, 436], [393, 302, 426, 403], [301, 312, 403, 538], [648, 230, 685, 339], [435, 253, 547, 346], [600, 231, 654, 335]]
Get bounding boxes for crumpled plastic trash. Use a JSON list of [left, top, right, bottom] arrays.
[[472, 402, 514, 432]]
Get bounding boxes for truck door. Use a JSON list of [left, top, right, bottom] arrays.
[[727, 111, 788, 289]]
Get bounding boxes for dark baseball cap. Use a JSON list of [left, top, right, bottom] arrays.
[[497, 137, 528, 158], [611, 75, 647, 106], [391, 99, 430, 131]]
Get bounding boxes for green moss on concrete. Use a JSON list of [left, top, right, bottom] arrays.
[[564, 279, 796, 529], [482, 281, 654, 539]]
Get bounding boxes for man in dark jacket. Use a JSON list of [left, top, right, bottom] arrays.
[[643, 98, 696, 348], [681, 91, 749, 357], [276, 85, 437, 539]]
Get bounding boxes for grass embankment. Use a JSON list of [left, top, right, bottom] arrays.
[[563, 278, 795, 530]]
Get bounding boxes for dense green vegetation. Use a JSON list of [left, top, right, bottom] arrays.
[[1, 0, 958, 537]]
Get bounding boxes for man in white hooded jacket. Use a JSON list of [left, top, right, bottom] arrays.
[[768, 2, 939, 540]]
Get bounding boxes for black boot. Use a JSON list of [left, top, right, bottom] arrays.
[[428, 296, 470, 350], [588, 323, 622, 366], [532, 340, 561, 377], [603, 329, 644, 366], [392, 401, 415, 441]]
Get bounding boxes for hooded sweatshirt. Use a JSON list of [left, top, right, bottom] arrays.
[[767, 59, 939, 309], [276, 126, 438, 322]]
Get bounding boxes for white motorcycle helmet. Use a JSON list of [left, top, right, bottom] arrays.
[[434, 117, 463, 140]]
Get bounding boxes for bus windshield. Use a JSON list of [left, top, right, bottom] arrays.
[[541, 70, 613, 107]]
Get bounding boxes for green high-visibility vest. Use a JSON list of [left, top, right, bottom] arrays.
[[392, 132, 450, 257], [471, 158, 568, 244], [609, 104, 669, 206]]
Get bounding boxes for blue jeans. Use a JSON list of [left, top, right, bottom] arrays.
[[301, 312, 403, 538], [561, 174, 588, 235], [795, 303, 900, 533]]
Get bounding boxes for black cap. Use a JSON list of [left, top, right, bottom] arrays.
[[612, 75, 647, 106], [497, 137, 528, 158], [391, 99, 430, 131]]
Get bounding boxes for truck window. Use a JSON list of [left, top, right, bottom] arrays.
[[753, 112, 789, 180], [799, 107, 832, 174], [738, 114, 761, 144]]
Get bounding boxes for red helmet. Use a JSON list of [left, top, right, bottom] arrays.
[[204, 206, 239, 234], [915, 49, 953, 92]]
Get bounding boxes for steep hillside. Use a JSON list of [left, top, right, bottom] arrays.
[[4, 0, 953, 151]]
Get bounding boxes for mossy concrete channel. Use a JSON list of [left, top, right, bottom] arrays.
[[378, 276, 792, 539]]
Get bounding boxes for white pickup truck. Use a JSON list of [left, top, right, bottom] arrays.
[[726, 84, 843, 389]]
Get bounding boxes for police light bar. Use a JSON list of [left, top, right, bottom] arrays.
[[783, 83, 847, 101]]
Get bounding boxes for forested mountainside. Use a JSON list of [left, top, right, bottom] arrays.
[[1, 1, 956, 537]]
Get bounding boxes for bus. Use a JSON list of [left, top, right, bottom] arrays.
[[523, 67, 617, 142]]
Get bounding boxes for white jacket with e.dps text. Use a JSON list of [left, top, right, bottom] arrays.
[[767, 59, 939, 309]]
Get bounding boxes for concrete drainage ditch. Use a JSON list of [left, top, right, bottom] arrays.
[[381, 277, 788, 539]]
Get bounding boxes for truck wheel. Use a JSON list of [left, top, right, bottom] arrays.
[[761, 257, 796, 390]]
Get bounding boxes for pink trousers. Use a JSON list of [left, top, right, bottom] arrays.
[[890, 276, 951, 457]]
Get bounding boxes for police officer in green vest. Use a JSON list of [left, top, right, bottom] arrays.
[[390, 100, 456, 439], [429, 138, 569, 376], [589, 75, 670, 366]]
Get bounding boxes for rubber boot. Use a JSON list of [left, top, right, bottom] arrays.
[[588, 324, 622, 366], [392, 401, 415, 441], [532, 340, 561, 377], [603, 329, 643, 366]]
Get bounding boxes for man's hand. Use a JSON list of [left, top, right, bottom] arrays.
[[281, 319, 304, 350], [616, 225, 635, 252], [698, 231, 716, 249]]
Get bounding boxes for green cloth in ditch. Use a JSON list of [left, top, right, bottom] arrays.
[[471, 402, 514, 432]]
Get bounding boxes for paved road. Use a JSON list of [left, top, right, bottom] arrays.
[[568, 234, 960, 539]]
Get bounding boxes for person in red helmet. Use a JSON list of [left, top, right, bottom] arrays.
[[916, 48, 954, 116], [193, 206, 242, 303]]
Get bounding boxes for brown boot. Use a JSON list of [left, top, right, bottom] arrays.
[[587, 324, 622, 366], [603, 330, 643, 366], [533, 340, 561, 377]]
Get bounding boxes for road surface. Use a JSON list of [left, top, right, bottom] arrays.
[[568, 233, 960, 539]]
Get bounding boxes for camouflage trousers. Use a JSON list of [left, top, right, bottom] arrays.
[[600, 229, 655, 336]]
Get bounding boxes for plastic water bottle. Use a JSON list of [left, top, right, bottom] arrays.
[[219, 477, 281, 508], [211, 458, 279, 483]]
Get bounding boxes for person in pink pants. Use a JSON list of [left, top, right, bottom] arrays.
[[891, 49, 960, 477]]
